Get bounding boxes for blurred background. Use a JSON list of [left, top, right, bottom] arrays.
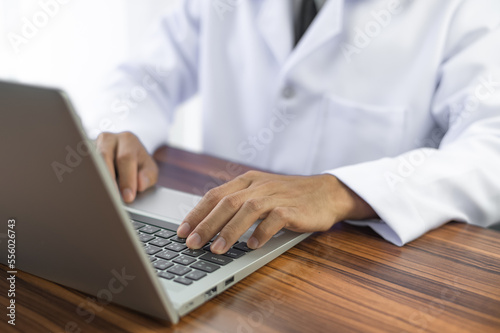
[[0, 0, 202, 152]]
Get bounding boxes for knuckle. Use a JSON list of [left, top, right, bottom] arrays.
[[271, 207, 288, 221], [221, 195, 241, 210], [244, 198, 263, 213], [243, 170, 260, 179], [205, 188, 223, 205], [116, 151, 135, 163], [119, 131, 137, 141], [234, 174, 247, 184], [98, 132, 112, 141], [96, 133, 113, 148]]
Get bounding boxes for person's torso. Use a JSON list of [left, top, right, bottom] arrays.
[[197, 0, 458, 174]]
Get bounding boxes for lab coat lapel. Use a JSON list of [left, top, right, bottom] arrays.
[[284, 0, 344, 72], [256, 0, 294, 66]]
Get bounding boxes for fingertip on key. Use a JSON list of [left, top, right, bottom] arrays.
[[187, 232, 202, 249], [211, 237, 226, 254], [247, 237, 259, 249], [177, 223, 191, 238]]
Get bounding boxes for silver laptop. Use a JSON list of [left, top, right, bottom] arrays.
[[0, 81, 310, 323]]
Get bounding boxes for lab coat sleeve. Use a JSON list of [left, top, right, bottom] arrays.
[[325, 5, 500, 246], [85, 0, 201, 153]]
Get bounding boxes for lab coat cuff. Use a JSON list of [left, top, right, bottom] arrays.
[[324, 158, 428, 246]]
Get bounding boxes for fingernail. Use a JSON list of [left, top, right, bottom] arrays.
[[187, 232, 202, 249], [247, 237, 259, 249], [211, 237, 226, 254], [177, 223, 191, 238], [122, 188, 134, 202]]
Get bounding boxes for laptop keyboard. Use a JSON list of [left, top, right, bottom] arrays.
[[131, 220, 252, 286]]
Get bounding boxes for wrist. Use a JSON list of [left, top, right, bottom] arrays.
[[320, 174, 378, 222]]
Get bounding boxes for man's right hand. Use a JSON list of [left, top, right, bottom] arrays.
[[96, 132, 159, 203]]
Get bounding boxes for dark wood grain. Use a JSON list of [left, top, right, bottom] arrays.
[[1, 146, 499, 333]]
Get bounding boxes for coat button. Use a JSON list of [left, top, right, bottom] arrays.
[[282, 86, 295, 99]]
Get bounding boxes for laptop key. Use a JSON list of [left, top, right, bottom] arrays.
[[200, 253, 233, 266], [170, 236, 187, 243], [149, 256, 158, 262], [190, 261, 220, 273], [156, 250, 179, 260], [132, 221, 145, 229], [234, 242, 253, 252], [167, 265, 192, 276], [155, 230, 176, 239], [149, 238, 171, 247], [223, 248, 246, 259], [182, 249, 206, 257], [138, 233, 155, 242], [141, 225, 161, 234], [153, 259, 174, 270], [173, 255, 197, 266], [144, 245, 162, 255], [174, 277, 193, 286], [158, 272, 175, 280], [185, 269, 207, 281], [165, 242, 187, 252]]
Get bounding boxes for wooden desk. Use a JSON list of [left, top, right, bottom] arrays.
[[1, 146, 500, 332]]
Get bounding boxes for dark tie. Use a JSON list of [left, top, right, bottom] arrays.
[[295, 0, 318, 46]]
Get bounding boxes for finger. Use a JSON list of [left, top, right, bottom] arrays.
[[185, 184, 272, 249], [211, 196, 280, 254], [115, 141, 138, 203], [184, 188, 257, 248], [96, 133, 118, 182], [137, 155, 159, 192], [246, 207, 291, 250], [177, 176, 251, 238]]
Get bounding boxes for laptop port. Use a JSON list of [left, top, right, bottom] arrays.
[[205, 287, 217, 299], [225, 276, 235, 287]]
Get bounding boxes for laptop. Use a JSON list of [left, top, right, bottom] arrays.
[[0, 81, 310, 323]]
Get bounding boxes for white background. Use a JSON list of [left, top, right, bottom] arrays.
[[0, 0, 202, 152]]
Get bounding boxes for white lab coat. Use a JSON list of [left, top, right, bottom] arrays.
[[88, 0, 500, 245]]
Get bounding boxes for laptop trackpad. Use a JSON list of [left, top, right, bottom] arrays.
[[125, 186, 202, 223]]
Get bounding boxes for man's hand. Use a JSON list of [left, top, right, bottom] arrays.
[[96, 132, 158, 203], [177, 171, 377, 254]]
